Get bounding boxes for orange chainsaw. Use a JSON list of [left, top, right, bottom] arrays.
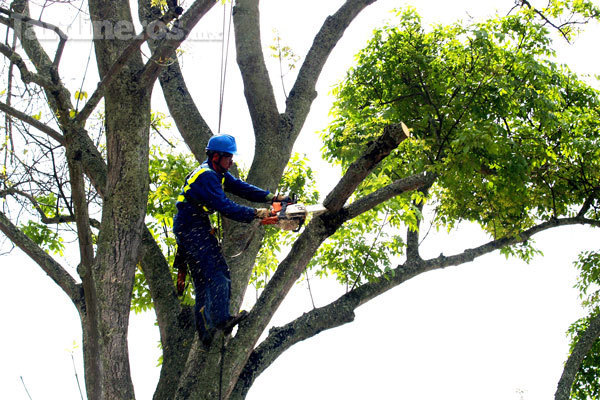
[[260, 196, 327, 232]]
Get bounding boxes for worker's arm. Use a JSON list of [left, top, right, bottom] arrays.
[[223, 172, 272, 203], [188, 171, 257, 223]]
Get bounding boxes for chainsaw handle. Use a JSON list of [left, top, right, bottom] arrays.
[[280, 200, 288, 219], [260, 202, 281, 226]]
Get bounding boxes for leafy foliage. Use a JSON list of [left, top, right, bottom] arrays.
[[309, 208, 405, 286], [250, 153, 320, 290], [323, 8, 600, 247], [575, 251, 600, 309], [20, 220, 65, 256], [132, 145, 196, 312]]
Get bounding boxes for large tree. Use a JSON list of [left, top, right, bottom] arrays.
[[1, 1, 599, 399]]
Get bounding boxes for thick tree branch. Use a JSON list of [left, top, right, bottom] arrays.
[[233, 215, 600, 394], [555, 310, 600, 400], [139, 228, 195, 400], [0, 43, 57, 90], [221, 123, 410, 397], [323, 122, 410, 212], [156, 60, 212, 162], [345, 171, 435, 220], [0, 100, 65, 144], [284, 0, 377, 132], [577, 193, 596, 218], [66, 146, 95, 274], [232, 0, 279, 138], [231, 297, 358, 399], [0, 210, 82, 306]]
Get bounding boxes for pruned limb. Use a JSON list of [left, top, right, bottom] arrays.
[[323, 122, 410, 212], [0, 210, 82, 306], [139, 0, 216, 87], [0, 101, 65, 144], [345, 171, 435, 220], [555, 310, 600, 400], [284, 0, 377, 133]]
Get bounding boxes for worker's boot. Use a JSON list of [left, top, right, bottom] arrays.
[[200, 328, 215, 348], [216, 311, 248, 335]]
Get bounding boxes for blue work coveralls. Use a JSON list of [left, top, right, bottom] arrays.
[[173, 160, 270, 336]]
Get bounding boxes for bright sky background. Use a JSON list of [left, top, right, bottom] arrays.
[[1, 1, 600, 399]]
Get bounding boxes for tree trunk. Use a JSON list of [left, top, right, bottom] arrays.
[[85, 1, 152, 398]]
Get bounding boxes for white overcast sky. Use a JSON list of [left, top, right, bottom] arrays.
[[1, 1, 600, 399]]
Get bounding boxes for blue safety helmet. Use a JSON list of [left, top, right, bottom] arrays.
[[206, 134, 238, 155]]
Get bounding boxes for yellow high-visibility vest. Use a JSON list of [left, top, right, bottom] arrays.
[[177, 167, 226, 213]]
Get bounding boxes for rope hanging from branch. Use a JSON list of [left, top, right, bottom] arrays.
[[218, 1, 233, 133]]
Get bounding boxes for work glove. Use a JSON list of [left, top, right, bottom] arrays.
[[272, 193, 293, 203], [255, 208, 271, 219]]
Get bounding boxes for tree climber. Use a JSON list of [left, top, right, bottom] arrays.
[[173, 134, 289, 345]]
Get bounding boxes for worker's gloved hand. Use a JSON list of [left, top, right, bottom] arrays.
[[255, 208, 271, 219], [273, 193, 293, 203]]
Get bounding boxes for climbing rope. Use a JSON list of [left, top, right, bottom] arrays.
[[219, 335, 226, 400], [217, 1, 234, 132]]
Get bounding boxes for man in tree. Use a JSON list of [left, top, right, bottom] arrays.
[[173, 134, 284, 345]]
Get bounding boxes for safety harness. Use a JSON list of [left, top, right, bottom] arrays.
[[175, 165, 226, 296], [177, 166, 226, 213]]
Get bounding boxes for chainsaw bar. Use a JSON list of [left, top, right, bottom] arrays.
[[260, 202, 327, 231]]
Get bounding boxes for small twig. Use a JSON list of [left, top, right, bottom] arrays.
[[70, 353, 84, 400], [419, 208, 438, 246], [350, 209, 390, 291], [0, 101, 64, 144], [518, 0, 573, 43], [304, 268, 316, 309], [20, 376, 33, 400], [151, 124, 175, 148], [0, 7, 69, 67]]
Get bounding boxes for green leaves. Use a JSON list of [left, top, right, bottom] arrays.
[[132, 146, 195, 313], [324, 8, 600, 250], [309, 209, 405, 286], [21, 220, 65, 256], [250, 153, 320, 289], [575, 251, 600, 310]]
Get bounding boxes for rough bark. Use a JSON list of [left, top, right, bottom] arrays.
[[3, 1, 599, 400], [555, 311, 600, 400]]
